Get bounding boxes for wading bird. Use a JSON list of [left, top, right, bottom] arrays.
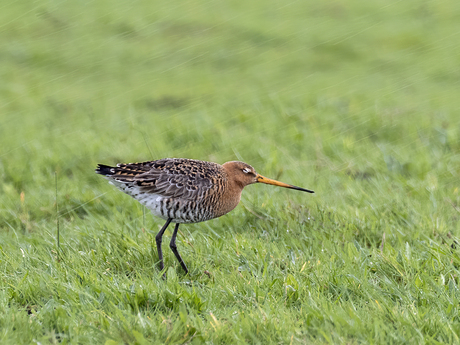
[[96, 158, 314, 275]]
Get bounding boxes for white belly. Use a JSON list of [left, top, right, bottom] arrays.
[[108, 179, 214, 223]]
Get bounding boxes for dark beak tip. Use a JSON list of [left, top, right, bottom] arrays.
[[292, 186, 314, 193]]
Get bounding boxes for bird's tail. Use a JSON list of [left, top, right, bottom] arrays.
[[95, 164, 116, 176], [95, 162, 151, 183]]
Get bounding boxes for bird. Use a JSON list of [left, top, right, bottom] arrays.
[[95, 158, 314, 275]]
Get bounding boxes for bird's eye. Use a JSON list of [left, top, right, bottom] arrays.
[[242, 168, 250, 174]]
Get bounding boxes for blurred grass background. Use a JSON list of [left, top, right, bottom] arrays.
[[1, 0, 460, 343]]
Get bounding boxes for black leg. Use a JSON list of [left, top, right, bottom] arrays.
[[170, 223, 189, 274], [155, 218, 172, 273]]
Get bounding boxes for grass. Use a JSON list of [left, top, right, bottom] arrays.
[[1, 0, 460, 343]]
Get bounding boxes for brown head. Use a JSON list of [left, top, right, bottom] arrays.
[[222, 161, 314, 193]]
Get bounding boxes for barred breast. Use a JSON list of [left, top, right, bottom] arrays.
[[135, 193, 219, 223]]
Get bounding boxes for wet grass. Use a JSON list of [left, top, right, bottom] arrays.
[[1, 0, 460, 343]]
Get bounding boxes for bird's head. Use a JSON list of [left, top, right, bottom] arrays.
[[222, 161, 314, 193]]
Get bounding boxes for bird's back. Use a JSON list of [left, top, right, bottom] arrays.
[[96, 158, 229, 223]]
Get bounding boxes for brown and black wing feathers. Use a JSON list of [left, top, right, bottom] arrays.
[[96, 158, 225, 200]]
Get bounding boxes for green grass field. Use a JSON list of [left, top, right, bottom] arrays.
[[1, 0, 460, 343]]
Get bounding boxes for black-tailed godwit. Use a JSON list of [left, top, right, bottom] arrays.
[[96, 158, 314, 275]]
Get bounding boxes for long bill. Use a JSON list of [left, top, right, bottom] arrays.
[[256, 174, 314, 193]]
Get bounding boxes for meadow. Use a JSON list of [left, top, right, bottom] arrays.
[[1, 0, 460, 343]]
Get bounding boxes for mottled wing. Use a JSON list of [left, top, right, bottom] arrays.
[[100, 159, 221, 200]]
